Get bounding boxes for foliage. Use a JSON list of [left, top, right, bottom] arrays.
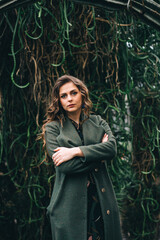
[[0, 0, 160, 239]]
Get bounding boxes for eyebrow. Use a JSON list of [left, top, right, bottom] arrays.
[[60, 88, 78, 95]]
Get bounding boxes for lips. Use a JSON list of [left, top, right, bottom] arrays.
[[68, 104, 75, 108]]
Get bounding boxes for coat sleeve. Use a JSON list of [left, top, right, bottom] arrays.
[[45, 122, 100, 174], [79, 116, 117, 163]]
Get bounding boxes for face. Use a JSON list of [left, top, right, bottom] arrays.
[[59, 81, 82, 117]]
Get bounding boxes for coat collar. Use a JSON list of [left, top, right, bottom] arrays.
[[61, 117, 82, 146], [60, 114, 105, 147], [82, 116, 105, 145]]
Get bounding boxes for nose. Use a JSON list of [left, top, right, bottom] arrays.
[[67, 94, 72, 101]]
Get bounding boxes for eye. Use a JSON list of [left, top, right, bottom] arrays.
[[72, 91, 77, 96], [60, 94, 67, 99]]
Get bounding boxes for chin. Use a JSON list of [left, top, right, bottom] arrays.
[[67, 109, 76, 113]]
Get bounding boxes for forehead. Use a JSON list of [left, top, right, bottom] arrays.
[[59, 81, 79, 94]]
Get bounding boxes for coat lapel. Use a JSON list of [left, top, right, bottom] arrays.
[[56, 115, 105, 147], [82, 117, 105, 145], [57, 117, 82, 147]]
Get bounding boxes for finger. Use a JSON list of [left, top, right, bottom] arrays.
[[102, 133, 107, 141], [52, 152, 60, 158], [105, 137, 108, 141], [54, 148, 61, 152], [52, 154, 59, 163], [56, 160, 63, 166], [54, 157, 60, 166], [52, 154, 58, 162], [54, 158, 60, 166]]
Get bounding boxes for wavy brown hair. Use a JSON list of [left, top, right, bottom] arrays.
[[40, 75, 92, 146]]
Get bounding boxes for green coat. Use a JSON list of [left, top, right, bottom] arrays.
[[45, 114, 122, 240]]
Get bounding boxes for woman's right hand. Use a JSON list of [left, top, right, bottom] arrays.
[[101, 133, 108, 143], [52, 147, 84, 166]]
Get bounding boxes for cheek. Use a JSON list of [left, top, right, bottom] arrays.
[[60, 99, 65, 108], [78, 93, 82, 102], [77, 96, 82, 106], [79, 95, 83, 105]]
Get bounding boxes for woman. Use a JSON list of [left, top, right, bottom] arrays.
[[42, 75, 122, 240]]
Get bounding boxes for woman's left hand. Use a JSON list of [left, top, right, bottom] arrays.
[[102, 133, 108, 143], [52, 147, 75, 166]]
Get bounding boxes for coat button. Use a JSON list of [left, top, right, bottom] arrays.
[[101, 188, 106, 193], [95, 168, 98, 172], [107, 210, 110, 215]]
